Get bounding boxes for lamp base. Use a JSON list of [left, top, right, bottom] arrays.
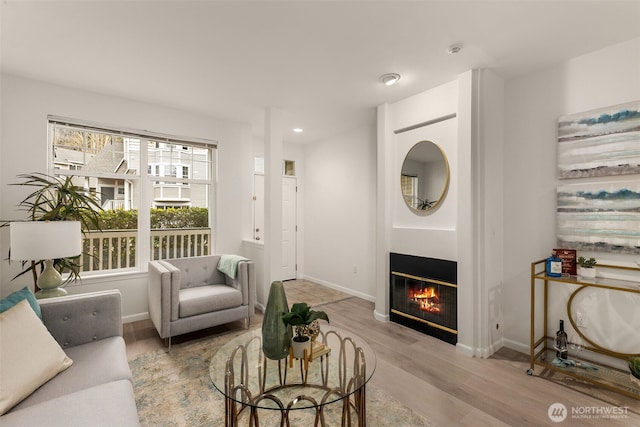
[[35, 287, 68, 299], [35, 259, 67, 299]]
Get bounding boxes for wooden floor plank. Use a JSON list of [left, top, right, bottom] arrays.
[[126, 282, 640, 426]]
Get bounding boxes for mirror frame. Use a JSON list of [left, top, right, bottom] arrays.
[[400, 140, 450, 214]]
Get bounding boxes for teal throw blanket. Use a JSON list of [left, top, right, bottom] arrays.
[[217, 254, 249, 279]]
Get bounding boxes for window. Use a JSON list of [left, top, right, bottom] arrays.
[[49, 117, 216, 275], [401, 174, 418, 207]]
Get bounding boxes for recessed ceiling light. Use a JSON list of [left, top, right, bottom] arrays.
[[293, 128, 303, 133], [379, 73, 400, 86]]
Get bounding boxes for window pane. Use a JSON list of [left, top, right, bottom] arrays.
[[52, 126, 127, 174], [57, 174, 140, 273], [49, 119, 216, 275], [150, 183, 211, 260]]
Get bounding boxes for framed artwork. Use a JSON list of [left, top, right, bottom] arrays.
[[557, 101, 640, 179], [557, 180, 640, 254]]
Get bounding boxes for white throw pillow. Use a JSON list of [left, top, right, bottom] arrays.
[[0, 299, 73, 415]]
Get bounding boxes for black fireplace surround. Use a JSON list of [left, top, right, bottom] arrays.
[[390, 252, 458, 345]]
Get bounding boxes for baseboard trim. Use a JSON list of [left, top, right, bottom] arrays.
[[374, 310, 389, 322], [502, 337, 529, 355], [455, 337, 505, 358], [123, 312, 149, 324], [301, 274, 376, 303]]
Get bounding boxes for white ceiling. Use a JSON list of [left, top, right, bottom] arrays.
[[2, 1, 640, 144]]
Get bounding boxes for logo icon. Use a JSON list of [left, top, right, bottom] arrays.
[[548, 403, 568, 422]]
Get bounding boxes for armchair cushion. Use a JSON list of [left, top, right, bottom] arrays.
[[179, 285, 242, 318]]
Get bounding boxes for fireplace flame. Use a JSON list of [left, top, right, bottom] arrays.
[[410, 287, 441, 313]]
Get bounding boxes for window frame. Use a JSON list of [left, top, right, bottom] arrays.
[[48, 115, 217, 277]]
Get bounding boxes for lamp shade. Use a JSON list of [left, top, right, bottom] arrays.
[[10, 221, 82, 261]]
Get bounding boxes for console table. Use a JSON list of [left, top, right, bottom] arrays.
[[528, 259, 640, 399], [209, 326, 376, 426]]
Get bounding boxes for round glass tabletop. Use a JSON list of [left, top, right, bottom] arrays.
[[209, 325, 376, 411]]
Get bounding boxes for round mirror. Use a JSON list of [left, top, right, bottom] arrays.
[[400, 140, 450, 213]]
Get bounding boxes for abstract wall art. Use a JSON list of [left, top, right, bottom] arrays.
[[557, 180, 640, 254], [557, 101, 640, 179]]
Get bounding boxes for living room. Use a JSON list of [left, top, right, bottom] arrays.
[[1, 1, 639, 425]]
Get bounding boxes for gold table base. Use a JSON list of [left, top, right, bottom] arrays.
[[222, 330, 369, 426]]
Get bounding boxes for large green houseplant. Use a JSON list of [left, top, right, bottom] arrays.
[[4, 173, 103, 290]]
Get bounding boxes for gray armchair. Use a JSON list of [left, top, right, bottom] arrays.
[[148, 255, 255, 345]]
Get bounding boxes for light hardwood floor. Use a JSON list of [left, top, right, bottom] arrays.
[[124, 281, 639, 426]]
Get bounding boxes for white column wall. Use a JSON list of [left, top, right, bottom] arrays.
[[377, 70, 505, 357]]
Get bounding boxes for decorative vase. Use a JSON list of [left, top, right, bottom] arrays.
[[291, 335, 311, 359], [261, 281, 293, 360], [297, 320, 320, 342]]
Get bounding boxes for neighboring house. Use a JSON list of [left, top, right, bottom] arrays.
[[55, 138, 209, 210]]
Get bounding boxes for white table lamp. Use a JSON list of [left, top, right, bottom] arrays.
[[10, 221, 82, 298]]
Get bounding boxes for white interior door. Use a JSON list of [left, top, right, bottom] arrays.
[[281, 176, 297, 280], [253, 174, 264, 241]]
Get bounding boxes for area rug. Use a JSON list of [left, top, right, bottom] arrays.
[[129, 328, 435, 426]]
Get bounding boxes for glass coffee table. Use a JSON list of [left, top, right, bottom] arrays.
[[209, 326, 376, 426]]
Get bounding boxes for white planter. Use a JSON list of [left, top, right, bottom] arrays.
[[577, 266, 596, 279], [290, 336, 311, 359]]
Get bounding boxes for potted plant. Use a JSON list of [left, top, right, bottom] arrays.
[[577, 256, 597, 279], [282, 302, 329, 359], [629, 356, 640, 387], [2, 173, 103, 290]]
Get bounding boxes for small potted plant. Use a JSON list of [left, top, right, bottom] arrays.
[[577, 256, 597, 279], [282, 302, 329, 359], [629, 356, 640, 388]]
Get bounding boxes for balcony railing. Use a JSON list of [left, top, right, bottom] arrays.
[[80, 228, 211, 272], [102, 199, 125, 210]]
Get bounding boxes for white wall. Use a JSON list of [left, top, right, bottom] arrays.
[[502, 38, 640, 353], [302, 124, 376, 301], [477, 69, 506, 355], [0, 74, 253, 320]]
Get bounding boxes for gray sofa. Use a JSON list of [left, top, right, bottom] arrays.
[[1, 290, 140, 426], [148, 255, 255, 344]]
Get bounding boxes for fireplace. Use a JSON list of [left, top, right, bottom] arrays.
[[390, 253, 457, 345]]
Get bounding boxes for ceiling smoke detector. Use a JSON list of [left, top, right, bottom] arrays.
[[379, 73, 401, 86], [447, 43, 463, 54]]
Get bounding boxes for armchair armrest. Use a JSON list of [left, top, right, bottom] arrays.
[[228, 260, 255, 315], [39, 290, 123, 349], [148, 260, 181, 339]]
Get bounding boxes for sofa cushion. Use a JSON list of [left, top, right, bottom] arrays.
[[0, 380, 140, 427], [9, 336, 131, 412], [0, 286, 41, 318], [0, 300, 73, 415], [179, 285, 242, 318]]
